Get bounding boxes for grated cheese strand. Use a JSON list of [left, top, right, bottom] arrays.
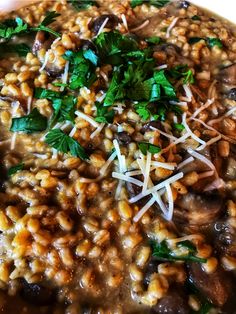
[[165, 184, 174, 221], [187, 149, 217, 176], [177, 157, 194, 169], [121, 14, 128, 31], [208, 106, 236, 126], [133, 197, 156, 223], [75, 110, 99, 128], [166, 17, 179, 38], [182, 112, 206, 145], [39, 50, 49, 72], [196, 134, 221, 151], [90, 123, 105, 139], [151, 161, 176, 170], [142, 152, 151, 193], [112, 172, 143, 186], [97, 17, 109, 36], [183, 84, 193, 102], [190, 99, 214, 119], [198, 170, 214, 179], [100, 150, 117, 175], [130, 19, 149, 32]]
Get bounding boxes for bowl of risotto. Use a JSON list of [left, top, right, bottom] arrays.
[[0, 0, 235, 313]]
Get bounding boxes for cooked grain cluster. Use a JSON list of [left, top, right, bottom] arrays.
[[0, 1, 236, 313]]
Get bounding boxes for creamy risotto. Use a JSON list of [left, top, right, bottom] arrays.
[[0, 0, 236, 313]]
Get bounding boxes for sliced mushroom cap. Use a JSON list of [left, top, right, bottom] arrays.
[[20, 279, 56, 306], [219, 63, 236, 85], [175, 192, 223, 225], [188, 263, 232, 307], [32, 31, 53, 55], [223, 157, 236, 180], [151, 285, 190, 314], [115, 131, 132, 145], [89, 14, 120, 34]]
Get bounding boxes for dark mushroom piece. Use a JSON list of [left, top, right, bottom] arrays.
[[179, 1, 191, 8], [223, 156, 236, 180], [218, 63, 236, 85], [226, 88, 236, 100], [115, 131, 132, 145], [151, 285, 190, 314], [140, 121, 162, 134], [32, 31, 53, 55], [143, 258, 159, 287], [188, 263, 232, 307], [175, 192, 223, 225], [20, 279, 56, 306], [89, 14, 120, 35], [79, 39, 97, 52]]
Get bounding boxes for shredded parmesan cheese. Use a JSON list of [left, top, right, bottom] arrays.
[[183, 84, 193, 102], [165, 184, 174, 221], [208, 106, 236, 126], [10, 133, 17, 150], [60, 61, 69, 91], [182, 112, 206, 145], [190, 99, 214, 119], [121, 14, 128, 31], [196, 134, 221, 151], [166, 17, 179, 38], [142, 152, 151, 193], [69, 126, 77, 137], [177, 157, 194, 169], [187, 149, 217, 174], [198, 170, 214, 179], [90, 123, 105, 139], [97, 17, 109, 36], [130, 19, 149, 32], [156, 64, 168, 70], [75, 110, 99, 128], [100, 150, 117, 175], [39, 50, 49, 72], [151, 161, 176, 170], [133, 197, 156, 223], [33, 153, 48, 159], [150, 126, 177, 141], [27, 96, 32, 114]]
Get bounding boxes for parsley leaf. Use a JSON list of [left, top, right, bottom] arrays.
[[188, 37, 204, 44], [154, 70, 176, 97], [103, 69, 123, 106], [51, 95, 77, 126], [63, 50, 97, 90], [68, 0, 97, 11], [45, 129, 89, 160], [168, 65, 194, 84], [206, 37, 223, 48], [151, 240, 207, 263], [0, 43, 30, 57], [95, 102, 115, 124], [94, 31, 138, 65], [173, 123, 185, 131], [8, 163, 24, 176], [10, 108, 47, 134], [0, 17, 28, 40], [134, 102, 152, 120], [34, 87, 62, 100], [131, 0, 170, 8], [138, 142, 161, 155], [191, 15, 201, 20], [31, 11, 61, 37], [145, 36, 162, 44]]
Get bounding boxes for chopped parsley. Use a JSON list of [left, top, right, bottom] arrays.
[[138, 142, 161, 155], [31, 11, 61, 37], [0, 11, 60, 41], [68, 0, 97, 11], [8, 163, 24, 176], [173, 123, 185, 131], [191, 15, 201, 20], [51, 95, 77, 126], [151, 240, 207, 263], [0, 43, 30, 57], [95, 102, 115, 124], [145, 36, 162, 44], [34, 87, 62, 100], [131, 0, 170, 8], [168, 65, 194, 84], [206, 37, 223, 48], [188, 37, 223, 49], [63, 49, 97, 89], [45, 129, 89, 160], [10, 108, 47, 134]]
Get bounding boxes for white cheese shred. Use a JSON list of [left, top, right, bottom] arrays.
[[112, 172, 143, 187], [208, 106, 236, 126], [198, 170, 214, 179], [90, 123, 105, 139], [196, 134, 221, 151], [156, 64, 168, 70], [133, 197, 156, 223], [151, 161, 176, 170], [166, 17, 179, 38], [75, 110, 99, 128], [60, 61, 70, 92], [142, 152, 151, 193], [27, 96, 32, 114], [39, 50, 49, 73], [69, 126, 77, 138], [190, 99, 214, 119], [165, 184, 174, 221], [177, 157, 194, 169], [182, 112, 206, 145], [187, 149, 217, 175], [97, 17, 109, 36], [121, 14, 128, 31], [130, 19, 149, 32], [10, 133, 17, 150], [183, 84, 193, 102], [100, 150, 117, 175]]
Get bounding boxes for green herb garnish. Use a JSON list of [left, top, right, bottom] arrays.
[[10, 108, 47, 134], [95, 102, 115, 124], [51, 95, 77, 126], [138, 142, 161, 155], [206, 37, 223, 48], [63, 49, 97, 89], [131, 0, 170, 8], [8, 163, 24, 176], [68, 0, 97, 11], [31, 11, 61, 37], [151, 240, 207, 263], [45, 129, 89, 160], [34, 87, 62, 100], [0, 17, 28, 40], [0, 43, 30, 57], [168, 65, 194, 84], [188, 37, 204, 45], [173, 123, 185, 131], [145, 36, 162, 44], [191, 15, 201, 20]]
